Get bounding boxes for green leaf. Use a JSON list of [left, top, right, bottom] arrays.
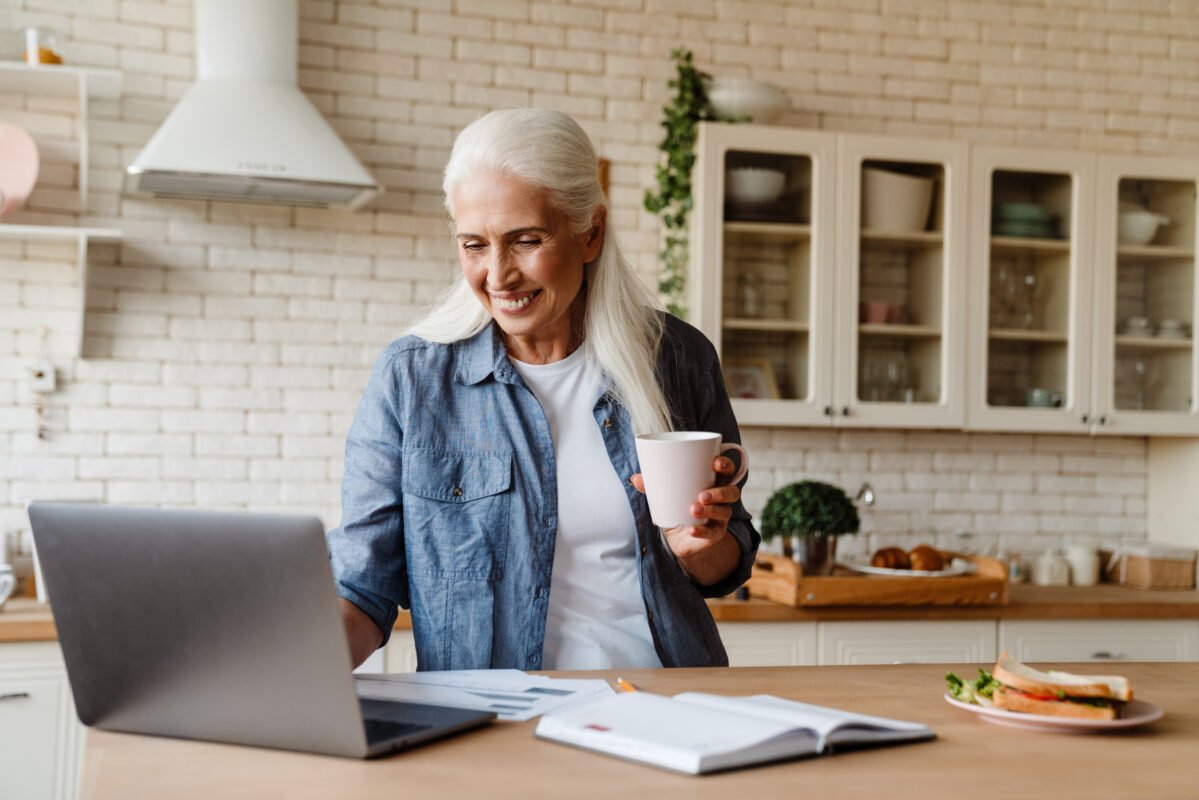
[[643, 46, 720, 314]]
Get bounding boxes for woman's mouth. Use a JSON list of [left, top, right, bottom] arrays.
[[492, 290, 542, 312]]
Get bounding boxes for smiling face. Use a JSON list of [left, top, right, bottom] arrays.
[[452, 171, 604, 363]]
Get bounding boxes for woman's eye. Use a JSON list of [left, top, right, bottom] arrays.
[[516, 238, 540, 248], [462, 242, 485, 253]]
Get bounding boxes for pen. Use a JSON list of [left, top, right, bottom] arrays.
[[615, 677, 638, 693]]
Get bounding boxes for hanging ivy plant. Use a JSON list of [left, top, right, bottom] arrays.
[[644, 48, 715, 318]]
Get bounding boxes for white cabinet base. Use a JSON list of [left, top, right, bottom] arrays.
[[818, 620, 998, 665], [999, 619, 1199, 663], [0, 642, 84, 800], [383, 629, 418, 673], [717, 622, 817, 667]]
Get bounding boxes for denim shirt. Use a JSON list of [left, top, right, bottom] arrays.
[[327, 313, 759, 671]]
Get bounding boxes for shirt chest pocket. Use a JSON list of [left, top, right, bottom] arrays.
[[401, 448, 512, 579]]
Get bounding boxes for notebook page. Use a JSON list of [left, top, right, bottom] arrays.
[[674, 693, 930, 750]]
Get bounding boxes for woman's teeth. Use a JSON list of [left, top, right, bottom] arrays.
[[495, 293, 537, 309]]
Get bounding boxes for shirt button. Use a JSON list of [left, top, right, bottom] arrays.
[[602, 417, 613, 428], [535, 586, 545, 598], [451, 486, 463, 497], [640, 544, 647, 556]]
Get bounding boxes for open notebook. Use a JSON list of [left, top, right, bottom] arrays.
[[535, 691, 934, 775]]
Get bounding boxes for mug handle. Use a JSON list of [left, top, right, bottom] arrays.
[[718, 443, 749, 486], [0, 573, 13, 605]]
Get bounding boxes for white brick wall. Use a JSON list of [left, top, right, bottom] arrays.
[[2, 0, 1191, 552]]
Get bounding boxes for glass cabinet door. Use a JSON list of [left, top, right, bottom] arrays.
[[967, 148, 1095, 432], [1092, 157, 1199, 434], [691, 124, 837, 427], [834, 134, 967, 428]]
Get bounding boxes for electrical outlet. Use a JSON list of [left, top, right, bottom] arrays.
[[27, 360, 56, 393]]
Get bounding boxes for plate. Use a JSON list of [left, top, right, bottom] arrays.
[[0, 122, 40, 218], [944, 694, 1164, 733], [838, 557, 974, 578]]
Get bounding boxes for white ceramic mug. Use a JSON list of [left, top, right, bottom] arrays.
[[1064, 545, 1099, 587], [634, 432, 749, 528], [0, 564, 14, 609]]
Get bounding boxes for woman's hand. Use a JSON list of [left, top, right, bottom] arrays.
[[630, 456, 742, 586]]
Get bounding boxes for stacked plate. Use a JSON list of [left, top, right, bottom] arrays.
[[992, 202, 1055, 239]]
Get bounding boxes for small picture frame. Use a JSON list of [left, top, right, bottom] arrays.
[[723, 358, 780, 400]]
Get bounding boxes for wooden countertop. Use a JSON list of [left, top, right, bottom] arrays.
[[78, 662, 1198, 799], [4, 583, 1199, 643], [708, 582, 1199, 622]]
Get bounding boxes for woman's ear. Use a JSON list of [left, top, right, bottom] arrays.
[[583, 208, 606, 261]]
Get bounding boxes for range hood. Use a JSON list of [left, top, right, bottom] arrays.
[[126, 0, 381, 209]]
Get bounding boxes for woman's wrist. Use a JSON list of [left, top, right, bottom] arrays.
[[672, 527, 740, 586]]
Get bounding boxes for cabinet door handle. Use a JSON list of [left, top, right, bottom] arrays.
[[841, 406, 850, 416], [1081, 414, 1090, 425], [1098, 415, 1108, 426], [0, 691, 30, 701], [823, 405, 834, 417], [1089, 650, 1124, 660]]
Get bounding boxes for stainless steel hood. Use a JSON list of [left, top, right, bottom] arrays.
[[126, 0, 382, 209]]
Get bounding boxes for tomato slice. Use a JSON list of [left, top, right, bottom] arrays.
[[1007, 688, 1061, 702]]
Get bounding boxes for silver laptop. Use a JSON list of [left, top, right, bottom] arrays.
[[27, 502, 494, 759]]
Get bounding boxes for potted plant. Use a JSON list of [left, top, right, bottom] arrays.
[[760, 480, 860, 575], [644, 48, 715, 317]]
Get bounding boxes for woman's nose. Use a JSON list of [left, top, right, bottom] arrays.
[[485, 247, 518, 288]]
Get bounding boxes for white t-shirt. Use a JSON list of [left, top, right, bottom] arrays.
[[510, 348, 661, 670]]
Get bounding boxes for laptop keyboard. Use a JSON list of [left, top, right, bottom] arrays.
[[363, 717, 433, 745]]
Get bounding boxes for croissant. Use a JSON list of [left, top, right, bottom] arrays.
[[908, 545, 945, 572], [871, 547, 911, 569]]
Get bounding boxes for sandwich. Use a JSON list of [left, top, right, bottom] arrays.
[[989, 652, 1131, 720]]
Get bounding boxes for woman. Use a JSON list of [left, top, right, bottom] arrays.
[[327, 108, 758, 671]]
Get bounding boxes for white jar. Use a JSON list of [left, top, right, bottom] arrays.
[[1033, 550, 1071, 587], [1064, 545, 1099, 587]]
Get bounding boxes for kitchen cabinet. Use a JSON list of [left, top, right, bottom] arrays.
[[967, 147, 1199, 434], [0, 642, 84, 800], [690, 123, 838, 427], [816, 620, 996, 665], [716, 621, 817, 666], [383, 628, 418, 673], [691, 124, 972, 429], [1091, 156, 1199, 435], [998, 619, 1199, 663], [833, 134, 969, 428], [717, 618, 1199, 667], [693, 127, 1199, 435]]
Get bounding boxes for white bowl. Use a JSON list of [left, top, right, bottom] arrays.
[[705, 77, 786, 123], [861, 167, 934, 232], [1118, 209, 1170, 245], [726, 167, 786, 204]]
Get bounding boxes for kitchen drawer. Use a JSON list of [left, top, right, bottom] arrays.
[[717, 622, 818, 667], [818, 620, 997, 665], [998, 619, 1199, 663], [0, 642, 84, 800]]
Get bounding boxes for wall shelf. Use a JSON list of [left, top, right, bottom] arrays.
[[1116, 244, 1195, 260], [723, 221, 810, 241], [0, 224, 123, 357], [0, 61, 122, 212], [723, 318, 809, 333]]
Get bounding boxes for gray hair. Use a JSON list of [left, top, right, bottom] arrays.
[[406, 108, 673, 436]]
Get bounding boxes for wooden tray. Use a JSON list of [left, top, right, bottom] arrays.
[[746, 551, 1010, 607]]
